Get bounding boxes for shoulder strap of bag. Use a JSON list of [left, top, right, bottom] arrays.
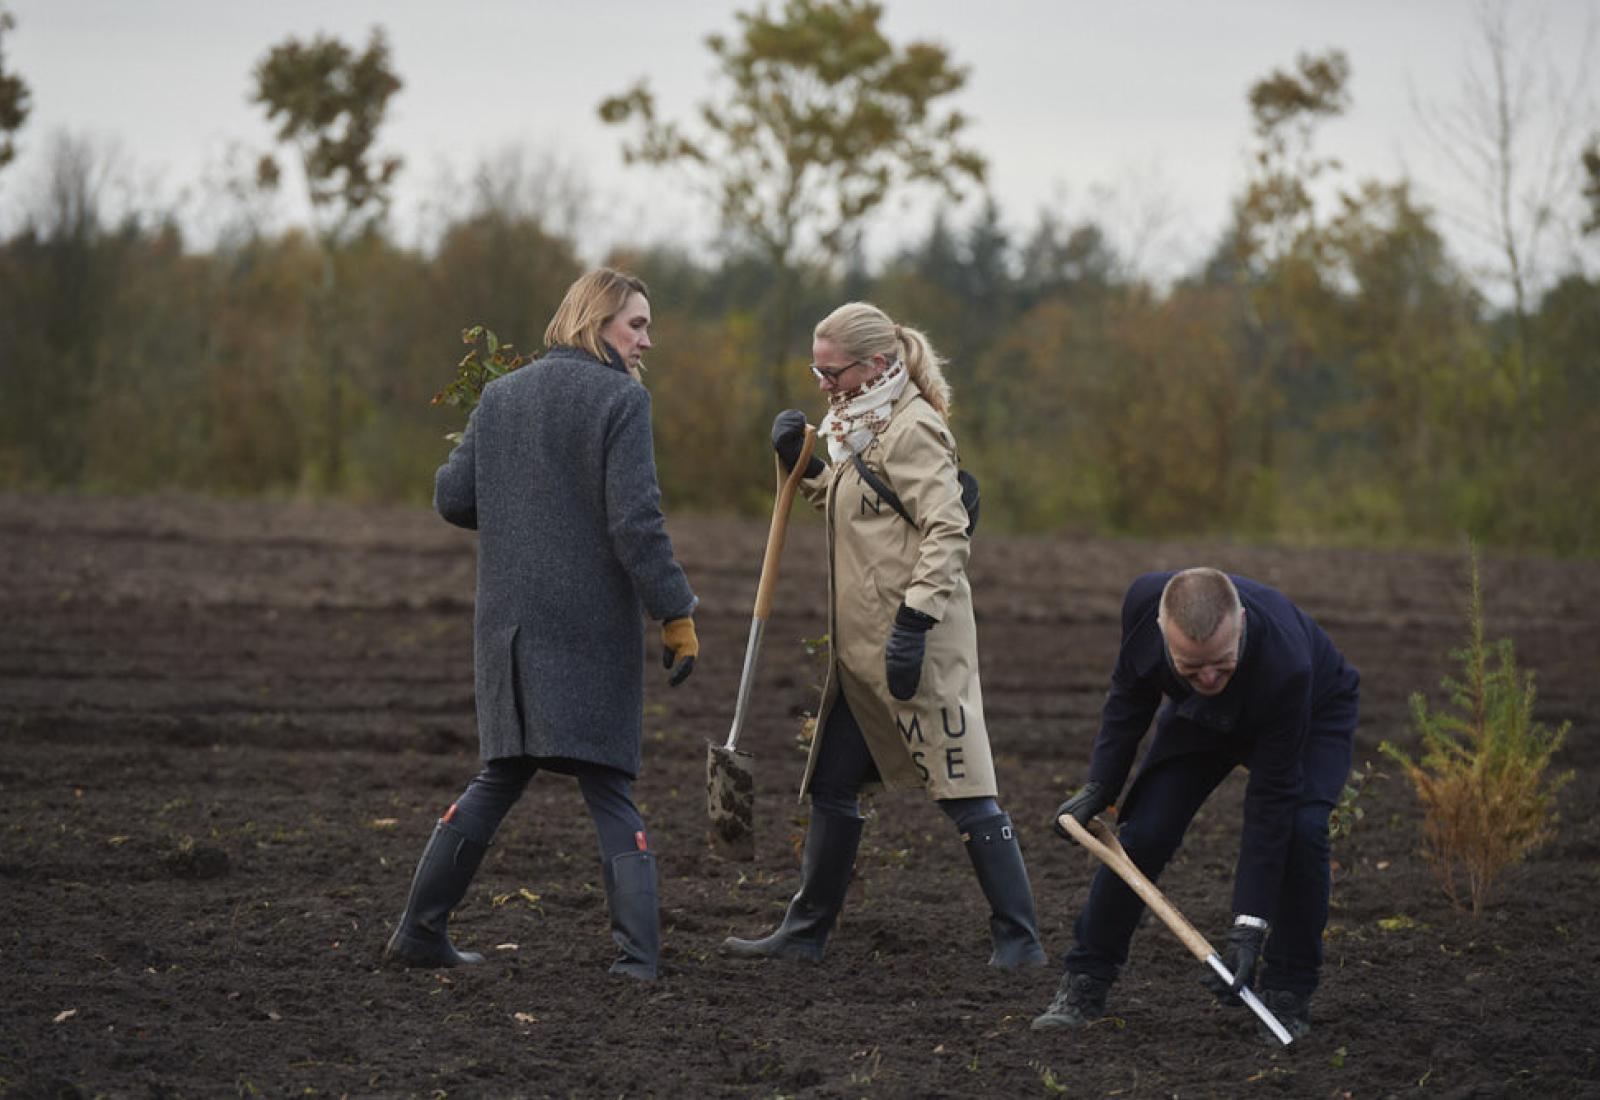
[[851, 452, 915, 527], [851, 451, 979, 537]]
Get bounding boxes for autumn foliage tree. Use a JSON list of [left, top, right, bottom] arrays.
[[599, 0, 985, 404], [252, 30, 402, 238], [0, 4, 29, 177], [1229, 50, 1353, 527], [3, 19, 1599, 552], [1584, 134, 1600, 234], [252, 28, 402, 488], [1239, 49, 1352, 265]]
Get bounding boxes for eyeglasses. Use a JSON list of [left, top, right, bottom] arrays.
[[808, 359, 864, 383]]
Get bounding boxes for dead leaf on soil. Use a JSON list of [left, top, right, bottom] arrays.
[[491, 888, 543, 913]]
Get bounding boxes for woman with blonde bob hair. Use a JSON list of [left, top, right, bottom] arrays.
[[544, 268, 651, 378], [385, 268, 699, 981], [723, 302, 1047, 970]]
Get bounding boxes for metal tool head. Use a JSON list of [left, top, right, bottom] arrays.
[[706, 741, 756, 861]]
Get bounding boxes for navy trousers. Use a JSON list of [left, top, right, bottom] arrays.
[[1063, 718, 1353, 996], [445, 755, 647, 866]]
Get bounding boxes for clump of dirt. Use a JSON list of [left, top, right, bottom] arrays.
[[164, 840, 231, 880]]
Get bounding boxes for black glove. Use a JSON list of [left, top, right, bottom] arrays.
[[884, 604, 936, 701], [771, 409, 824, 477], [661, 617, 699, 687], [1053, 780, 1112, 838], [1202, 917, 1267, 1002]]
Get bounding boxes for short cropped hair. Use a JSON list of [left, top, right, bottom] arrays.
[[544, 268, 649, 363], [1158, 568, 1242, 642]]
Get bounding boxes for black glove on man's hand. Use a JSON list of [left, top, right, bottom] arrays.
[[1201, 917, 1267, 1002], [1053, 780, 1112, 838], [884, 604, 936, 701], [771, 409, 824, 477]]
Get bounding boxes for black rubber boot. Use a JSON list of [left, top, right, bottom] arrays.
[[604, 850, 661, 981], [1030, 971, 1112, 1030], [384, 819, 487, 968], [962, 812, 1049, 968], [721, 808, 864, 962]]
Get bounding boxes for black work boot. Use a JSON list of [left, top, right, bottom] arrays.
[[962, 812, 1049, 968], [384, 819, 488, 968], [721, 808, 864, 962], [603, 850, 661, 981], [1258, 988, 1312, 1042], [1030, 971, 1112, 1030]]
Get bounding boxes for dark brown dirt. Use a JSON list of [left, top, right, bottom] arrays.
[[4, 492, 1598, 1099]]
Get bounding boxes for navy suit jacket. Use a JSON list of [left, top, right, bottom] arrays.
[[1086, 572, 1359, 920]]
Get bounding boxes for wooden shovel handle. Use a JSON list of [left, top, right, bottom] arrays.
[[1057, 813, 1217, 963], [752, 425, 817, 621]]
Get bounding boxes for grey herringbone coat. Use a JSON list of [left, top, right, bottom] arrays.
[[433, 344, 697, 775]]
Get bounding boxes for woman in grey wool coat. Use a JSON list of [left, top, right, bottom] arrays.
[[384, 268, 700, 981]]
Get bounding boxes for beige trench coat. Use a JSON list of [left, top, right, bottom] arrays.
[[796, 387, 997, 802]]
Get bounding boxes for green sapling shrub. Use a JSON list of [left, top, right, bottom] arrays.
[[1381, 548, 1573, 914], [432, 325, 533, 442], [1328, 761, 1375, 843]]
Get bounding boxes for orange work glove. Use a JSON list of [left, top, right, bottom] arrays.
[[661, 617, 699, 687]]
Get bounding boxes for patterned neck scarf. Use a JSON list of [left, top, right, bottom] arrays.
[[819, 359, 909, 462]]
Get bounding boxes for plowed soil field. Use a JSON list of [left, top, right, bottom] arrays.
[[4, 492, 1597, 1098]]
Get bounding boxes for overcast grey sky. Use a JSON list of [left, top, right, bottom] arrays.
[[5, 0, 1598, 296]]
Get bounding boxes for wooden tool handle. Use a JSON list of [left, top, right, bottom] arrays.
[[752, 425, 817, 621], [1058, 813, 1216, 963], [1059, 813, 1295, 1046]]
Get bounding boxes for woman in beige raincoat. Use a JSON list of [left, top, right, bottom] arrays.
[[723, 302, 1047, 969]]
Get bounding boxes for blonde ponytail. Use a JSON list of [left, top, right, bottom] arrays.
[[895, 323, 952, 421]]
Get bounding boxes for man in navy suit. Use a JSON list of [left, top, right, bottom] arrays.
[[1032, 567, 1359, 1040]]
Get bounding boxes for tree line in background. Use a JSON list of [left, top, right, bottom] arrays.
[[1, 1, 1597, 553]]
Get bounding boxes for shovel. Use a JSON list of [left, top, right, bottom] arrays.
[[1056, 812, 1295, 1047], [706, 425, 818, 860]]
